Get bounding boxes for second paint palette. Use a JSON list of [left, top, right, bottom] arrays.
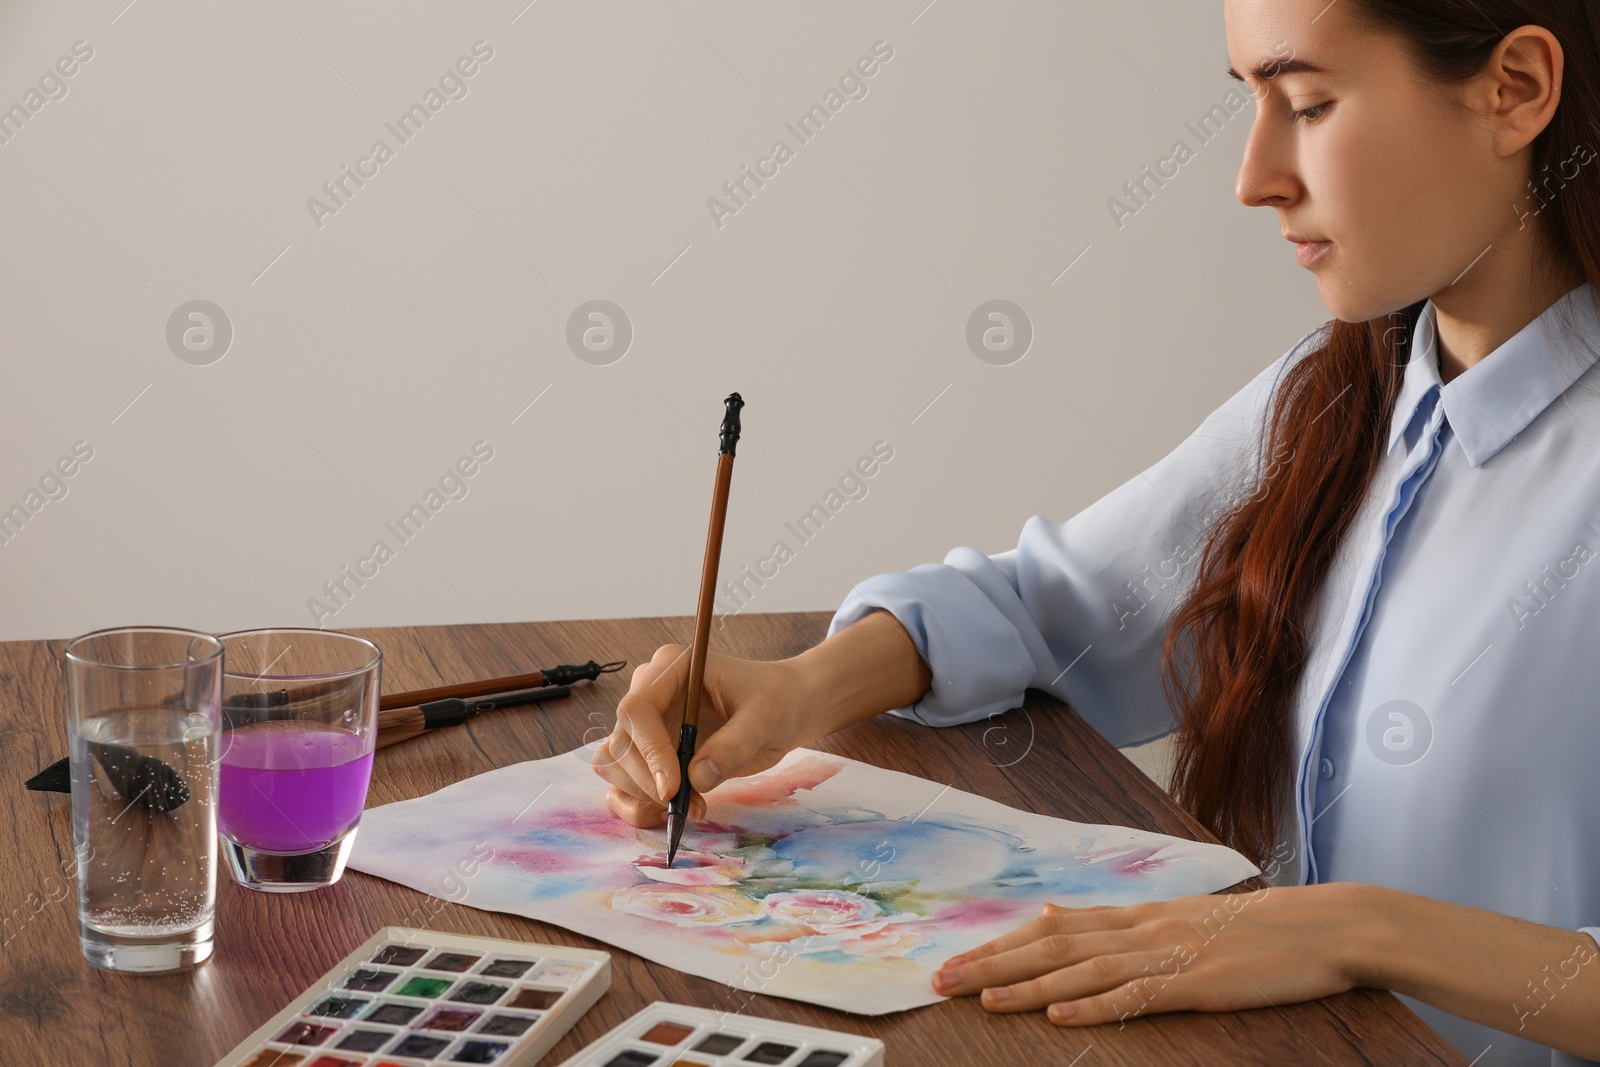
[[555, 1003, 884, 1067]]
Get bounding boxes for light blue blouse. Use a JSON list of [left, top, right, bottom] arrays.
[[829, 281, 1600, 1066]]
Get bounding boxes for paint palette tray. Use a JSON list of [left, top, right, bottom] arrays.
[[554, 1002, 883, 1067], [216, 926, 610, 1067]]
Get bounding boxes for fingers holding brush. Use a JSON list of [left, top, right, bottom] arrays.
[[596, 639, 830, 832], [594, 645, 698, 824], [603, 783, 705, 828], [596, 725, 706, 827]]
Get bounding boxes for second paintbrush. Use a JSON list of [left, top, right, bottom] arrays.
[[375, 685, 573, 749]]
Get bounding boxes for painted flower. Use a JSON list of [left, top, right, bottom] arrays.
[[631, 849, 750, 886], [609, 884, 763, 927], [820, 923, 931, 958], [737, 891, 931, 960], [757, 890, 884, 934]]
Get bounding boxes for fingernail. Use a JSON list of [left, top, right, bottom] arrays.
[[653, 771, 670, 802], [1049, 1003, 1078, 1022], [943, 954, 969, 969], [932, 968, 961, 991], [983, 986, 1011, 1004], [692, 758, 721, 791]]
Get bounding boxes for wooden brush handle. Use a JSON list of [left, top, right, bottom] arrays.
[[683, 393, 743, 731], [380, 672, 546, 711], [684, 454, 733, 729]]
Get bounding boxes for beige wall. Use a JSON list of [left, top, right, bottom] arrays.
[[0, 1, 1325, 649]]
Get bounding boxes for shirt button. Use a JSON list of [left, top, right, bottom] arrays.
[[1319, 757, 1335, 780]]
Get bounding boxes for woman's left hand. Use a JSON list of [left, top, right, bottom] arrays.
[[931, 882, 1372, 1026]]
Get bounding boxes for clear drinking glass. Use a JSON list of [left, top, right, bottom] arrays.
[[66, 626, 224, 972], [216, 628, 380, 892]]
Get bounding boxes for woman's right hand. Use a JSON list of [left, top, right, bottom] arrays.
[[593, 643, 824, 827]]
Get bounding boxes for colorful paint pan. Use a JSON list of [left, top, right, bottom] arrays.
[[215, 927, 610, 1067], [553, 1003, 883, 1067]]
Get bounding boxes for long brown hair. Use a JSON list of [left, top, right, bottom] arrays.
[[1161, 0, 1600, 868]]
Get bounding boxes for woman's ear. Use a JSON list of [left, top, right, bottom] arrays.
[[1483, 24, 1565, 159]]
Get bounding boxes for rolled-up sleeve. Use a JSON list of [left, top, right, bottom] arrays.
[[828, 326, 1328, 748]]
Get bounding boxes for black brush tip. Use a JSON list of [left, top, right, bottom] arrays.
[[665, 810, 686, 868], [25, 757, 70, 793], [24, 747, 190, 813]]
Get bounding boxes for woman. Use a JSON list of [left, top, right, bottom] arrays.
[[596, 0, 1600, 1062]]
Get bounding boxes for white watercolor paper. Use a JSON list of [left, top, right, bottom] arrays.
[[348, 746, 1260, 1014]]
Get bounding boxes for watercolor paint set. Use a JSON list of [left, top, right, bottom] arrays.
[[216, 927, 610, 1067], [555, 1003, 884, 1067]]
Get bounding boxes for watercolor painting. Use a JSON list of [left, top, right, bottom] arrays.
[[348, 747, 1260, 1014]]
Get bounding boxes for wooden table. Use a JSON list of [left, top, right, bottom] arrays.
[[1, 613, 1466, 1065]]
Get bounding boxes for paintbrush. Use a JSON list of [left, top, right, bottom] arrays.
[[375, 684, 572, 748], [25, 659, 625, 803], [666, 391, 744, 867], [232, 659, 626, 722]]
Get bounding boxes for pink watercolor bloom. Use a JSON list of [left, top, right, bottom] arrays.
[[820, 923, 931, 959], [758, 890, 884, 934], [610, 884, 763, 927], [748, 891, 931, 960], [1077, 843, 1174, 878], [632, 850, 750, 886]]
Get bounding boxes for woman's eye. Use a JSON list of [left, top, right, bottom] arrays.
[[1291, 102, 1331, 124]]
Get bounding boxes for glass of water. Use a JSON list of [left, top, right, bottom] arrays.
[[216, 628, 380, 893], [65, 626, 223, 973]]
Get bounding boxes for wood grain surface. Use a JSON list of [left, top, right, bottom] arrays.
[[0, 612, 1467, 1065]]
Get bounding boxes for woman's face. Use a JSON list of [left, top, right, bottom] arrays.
[[1225, 0, 1537, 323]]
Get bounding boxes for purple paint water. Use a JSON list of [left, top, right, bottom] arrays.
[[218, 721, 374, 853]]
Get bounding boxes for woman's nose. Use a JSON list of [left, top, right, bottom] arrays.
[[1236, 115, 1298, 208]]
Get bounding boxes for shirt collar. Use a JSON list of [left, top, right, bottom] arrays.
[[1386, 280, 1600, 466]]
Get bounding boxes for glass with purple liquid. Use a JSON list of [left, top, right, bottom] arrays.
[[217, 628, 380, 892]]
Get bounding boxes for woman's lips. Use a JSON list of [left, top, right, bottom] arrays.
[[1296, 240, 1333, 267]]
